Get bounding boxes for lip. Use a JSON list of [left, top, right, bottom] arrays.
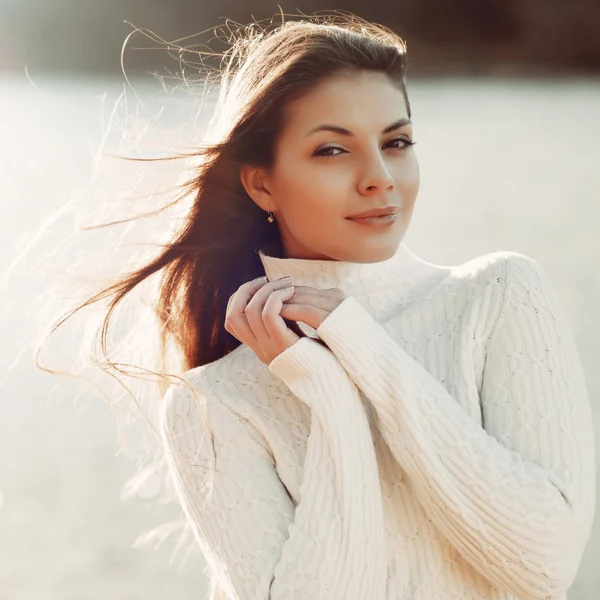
[[348, 212, 399, 227], [346, 206, 400, 219]]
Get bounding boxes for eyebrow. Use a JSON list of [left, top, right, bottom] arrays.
[[305, 118, 412, 137]]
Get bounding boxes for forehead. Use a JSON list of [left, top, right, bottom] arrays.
[[282, 71, 409, 135]]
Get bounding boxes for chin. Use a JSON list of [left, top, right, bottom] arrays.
[[337, 243, 398, 264], [351, 235, 405, 262]]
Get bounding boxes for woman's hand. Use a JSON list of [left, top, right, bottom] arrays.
[[279, 285, 348, 329], [224, 276, 300, 366]]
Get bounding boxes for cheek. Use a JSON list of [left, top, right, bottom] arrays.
[[287, 196, 333, 228], [278, 166, 342, 215], [280, 184, 344, 239], [278, 159, 336, 193], [399, 157, 420, 196]]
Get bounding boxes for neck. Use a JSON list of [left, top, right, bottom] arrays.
[[257, 242, 437, 300]]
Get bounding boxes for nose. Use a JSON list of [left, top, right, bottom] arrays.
[[358, 153, 395, 192]]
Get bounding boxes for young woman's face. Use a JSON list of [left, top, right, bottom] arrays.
[[241, 70, 419, 262]]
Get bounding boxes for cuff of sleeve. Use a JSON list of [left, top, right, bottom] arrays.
[[268, 335, 336, 383], [316, 295, 381, 352]]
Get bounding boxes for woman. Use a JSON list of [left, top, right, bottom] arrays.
[[39, 13, 596, 600], [158, 15, 596, 600]]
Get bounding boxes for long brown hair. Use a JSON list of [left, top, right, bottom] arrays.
[[33, 10, 411, 569]]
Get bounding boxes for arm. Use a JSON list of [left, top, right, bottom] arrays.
[[314, 253, 596, 600], [160, 336, 387, 600]]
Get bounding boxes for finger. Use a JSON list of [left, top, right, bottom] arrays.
[[262, 287, 297, 342], [225, 277, 269, 340], [280, 301, 329, 330], [280, 287, 341, 313], [245, 277, 293, 339], [227, 277, 268, 314]]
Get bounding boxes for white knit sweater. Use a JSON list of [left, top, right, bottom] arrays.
[[159, 242, 596, 600]]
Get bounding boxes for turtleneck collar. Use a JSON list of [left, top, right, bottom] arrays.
[[257, 241, 440, 300]]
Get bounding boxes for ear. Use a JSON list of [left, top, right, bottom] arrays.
[[239, 164, 278, 212]]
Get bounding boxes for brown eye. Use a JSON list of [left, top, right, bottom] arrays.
[[385, 136, 416, 150], [314, 137, 416, 158], [313, 146, 345, 157]]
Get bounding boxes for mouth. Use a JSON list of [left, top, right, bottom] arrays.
[[347, 212, 399, 227], [346, 207, 400, 220]]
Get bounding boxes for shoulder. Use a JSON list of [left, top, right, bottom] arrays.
[[484, 251, 568, 329], [443, 249, 547, 295], [449, 249, 533, 280], [457, 250, 569, 344], [458, 249, 555, 301], [159, 348, 269, 444], [428, 250, 550, 341], [161, 343, 259, 410], [158, 370, 212, 442]]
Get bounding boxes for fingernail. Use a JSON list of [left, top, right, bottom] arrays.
[[254, 276, 268, 282], [279, 276, 292, 282]]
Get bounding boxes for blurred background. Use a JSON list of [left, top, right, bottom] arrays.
[[0, 1, 599, 599]]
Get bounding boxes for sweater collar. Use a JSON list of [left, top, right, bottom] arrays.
[[257, 241, 434, 299]]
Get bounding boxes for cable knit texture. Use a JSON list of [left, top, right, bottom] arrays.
[[159, 242, 596, 600]]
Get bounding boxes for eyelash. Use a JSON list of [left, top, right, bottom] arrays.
[[313, 136, 417, 158]]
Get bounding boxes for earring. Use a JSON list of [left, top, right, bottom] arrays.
[[267, 203, 275, 223]]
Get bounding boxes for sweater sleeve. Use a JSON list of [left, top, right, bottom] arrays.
[[159, 336, 388, 600], [314, 253, 596, 600]]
